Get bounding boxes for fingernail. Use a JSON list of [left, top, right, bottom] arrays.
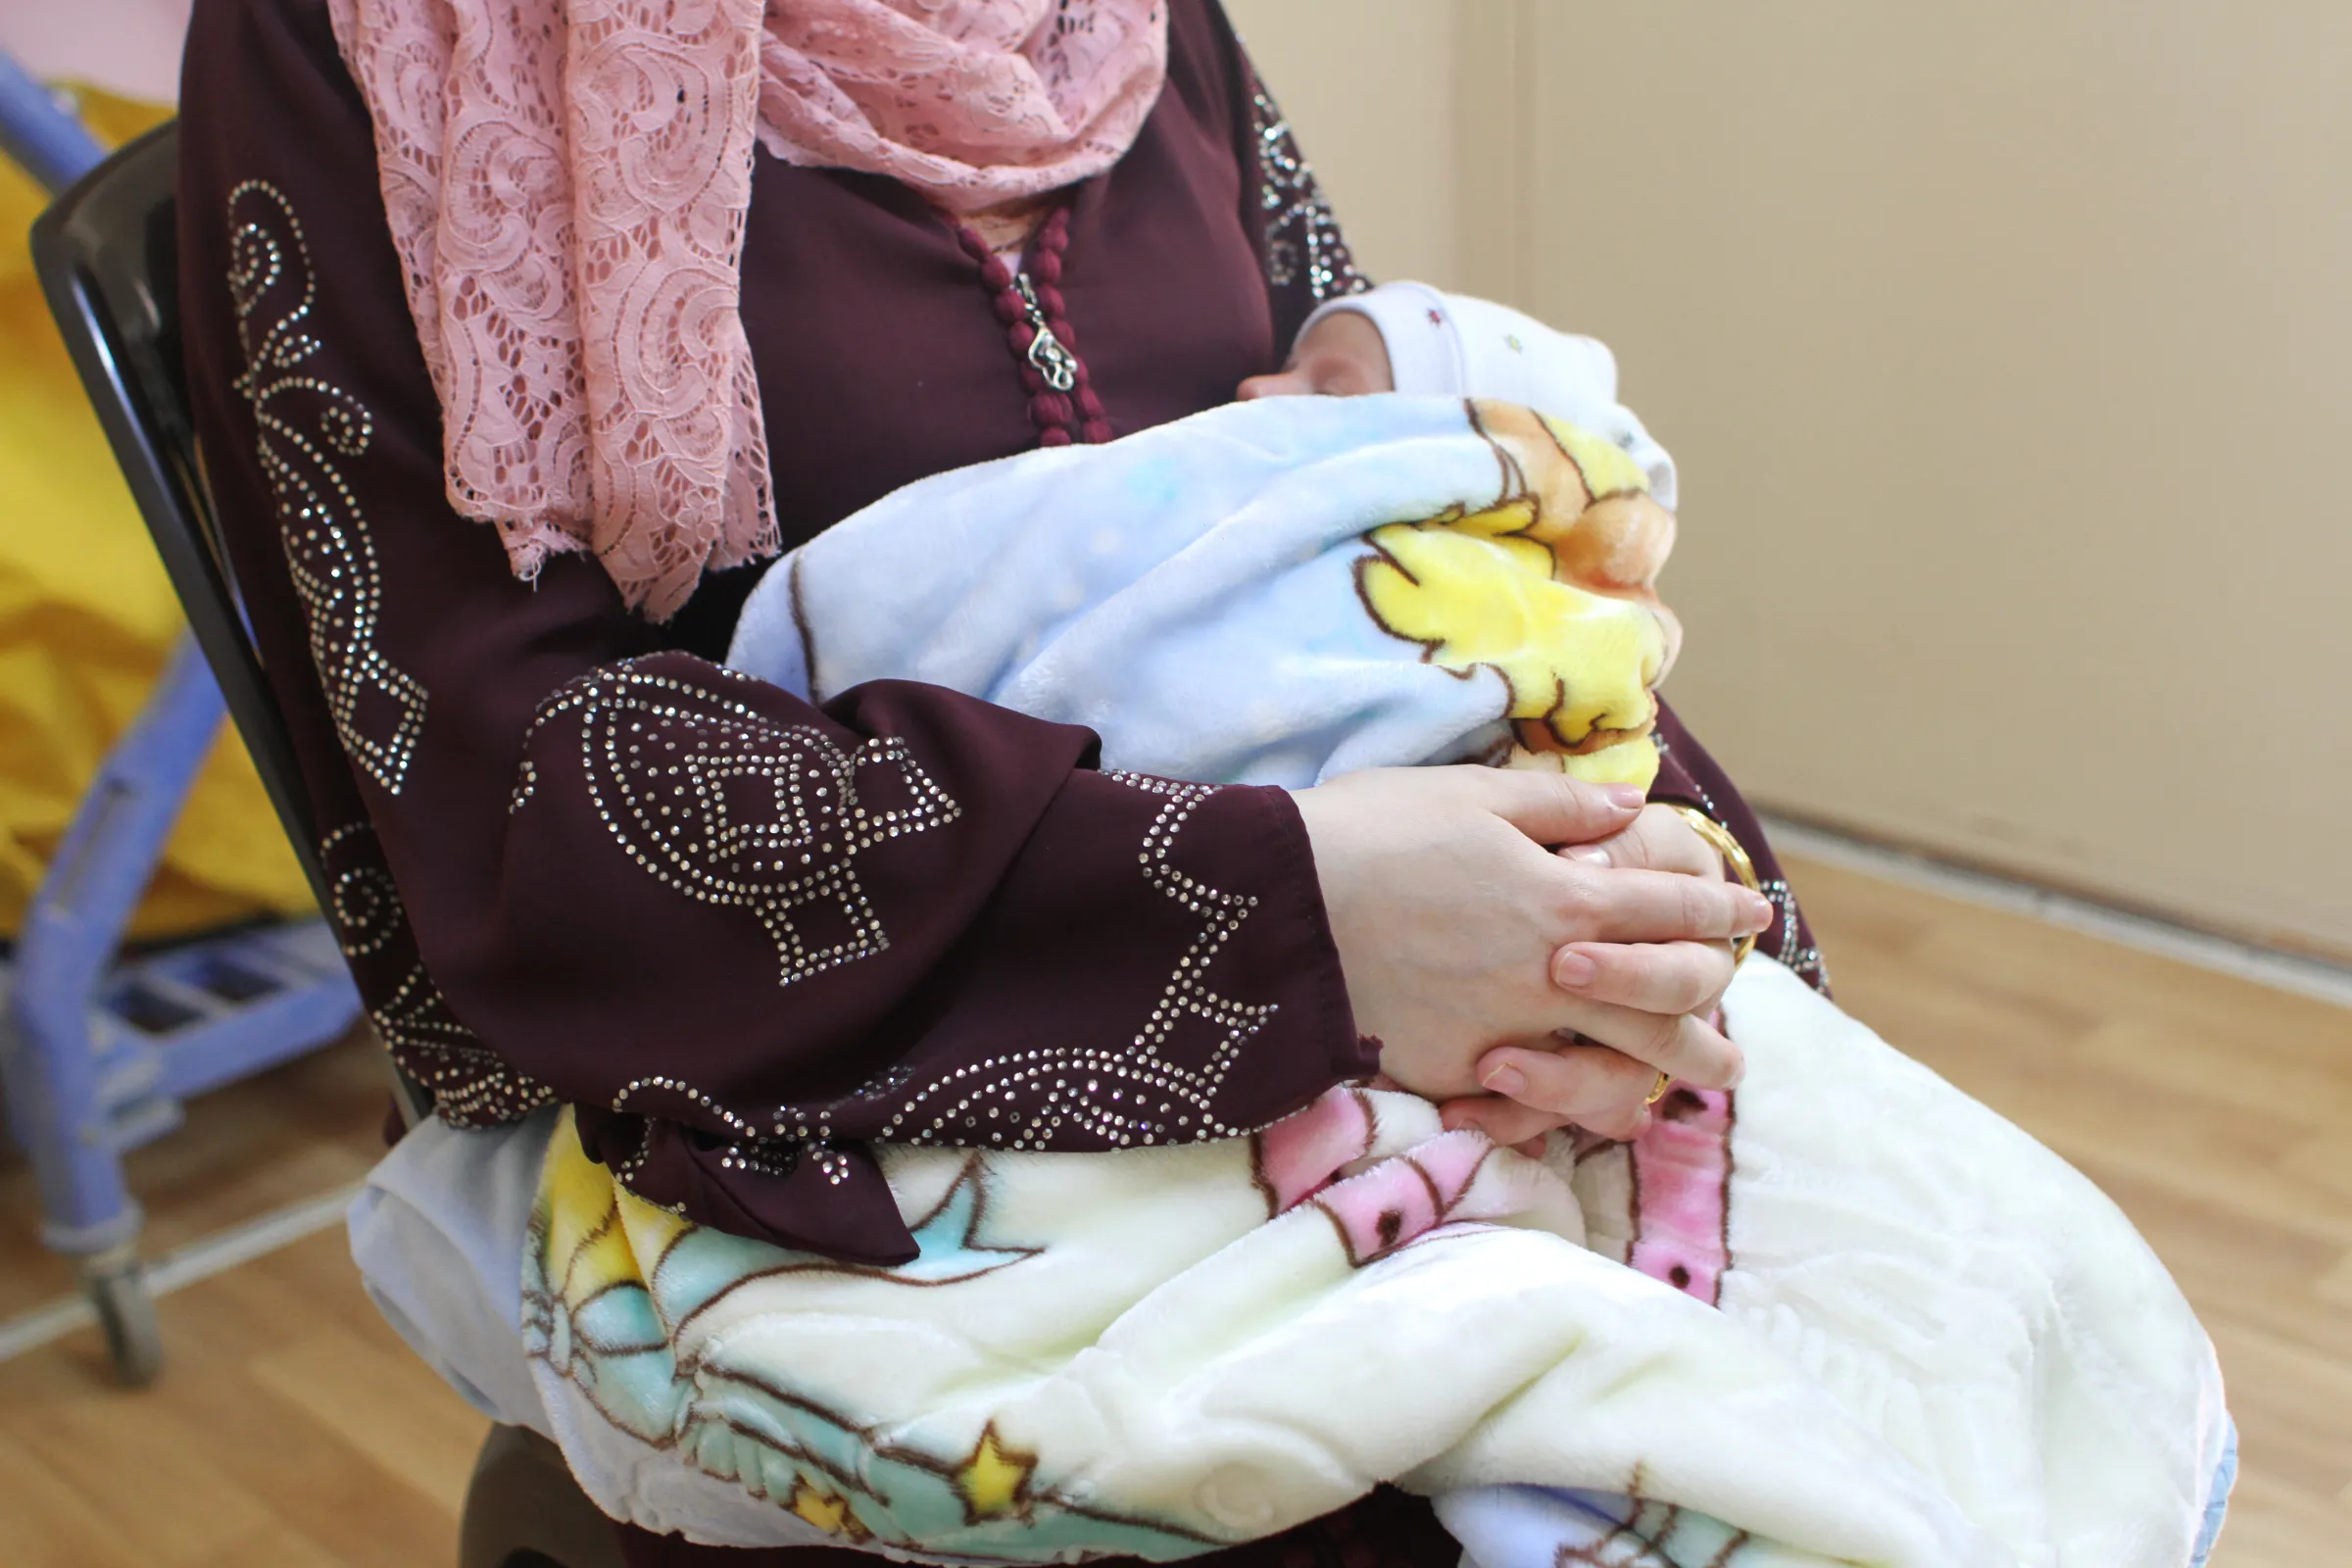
[[1481, 1064, 1526, 1097], [1552, 950, 1598, 989], [1743, 892, 1775, 930], [1604, 784, 1647, 810], [1562, 844, 1611, 866]]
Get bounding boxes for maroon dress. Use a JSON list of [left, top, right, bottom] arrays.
[[174, 3, 1824, 1564]]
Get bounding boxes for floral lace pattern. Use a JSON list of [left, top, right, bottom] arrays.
[[323, 0, 1166, 620], [755, 0, 1168, 213]]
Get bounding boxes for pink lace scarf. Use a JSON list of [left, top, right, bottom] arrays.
[[324, 0, 1169, 618]]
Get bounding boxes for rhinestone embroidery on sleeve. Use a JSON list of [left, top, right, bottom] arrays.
[[613, 1073, 765, 1141], [872, 771, 1280, 1153], [612, 1076, 850, 1190], [1760, 875, 1831, 990], [318, 821, 554, 1125], [522, 662, 961, 987], [1250, 86, 1368, 302], [226, 181, 429, 796]]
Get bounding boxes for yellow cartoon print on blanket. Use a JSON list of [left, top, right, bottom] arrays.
[[1358, 403, 1680, 788], [526, 1113, 1222, 1561]]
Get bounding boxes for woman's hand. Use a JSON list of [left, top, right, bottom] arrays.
[[1439, 805, 1752, 1149], [1289, 770, 1771, 1107]]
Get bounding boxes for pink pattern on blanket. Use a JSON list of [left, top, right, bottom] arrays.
[[1253, 1086, 1379, 1213], [1311, 1130, 1498, 1267], [1627, 1085, 1736, 1304], [1259, 1082, 1736, 1289]]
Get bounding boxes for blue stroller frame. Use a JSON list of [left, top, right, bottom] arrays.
[[0, 50, 362, 1385]]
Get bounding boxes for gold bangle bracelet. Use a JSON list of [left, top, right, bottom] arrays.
[[1666, 805, 1764, 968]]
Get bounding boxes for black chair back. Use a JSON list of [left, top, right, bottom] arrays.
[[29, 122, 325, 904]]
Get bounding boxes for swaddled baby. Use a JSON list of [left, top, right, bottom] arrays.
[[730, 286, 1689, 795]]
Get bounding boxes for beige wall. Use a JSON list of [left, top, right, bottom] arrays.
[[1222, 0, 1462, 287], [1237, 0, 2352, 955], [0, 0, 190, 102]]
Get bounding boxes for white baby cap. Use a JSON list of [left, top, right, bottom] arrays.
[[1299, 282, 1677, 510]]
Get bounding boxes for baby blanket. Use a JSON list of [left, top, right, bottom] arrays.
[[515, 396, 2229, 1566], [727, 395, 1679, 791]]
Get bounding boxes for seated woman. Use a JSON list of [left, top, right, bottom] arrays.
[[173, 2, 2229, 1565]]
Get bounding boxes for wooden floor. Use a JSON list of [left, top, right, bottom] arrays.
[[0, 852, 2346, 1565], [0, 1027, 388, 1319]]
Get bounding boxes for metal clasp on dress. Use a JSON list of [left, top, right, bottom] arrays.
[[1013, 274, 1079, 393]]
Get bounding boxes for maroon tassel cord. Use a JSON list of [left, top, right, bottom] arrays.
[[951, 205, 1113, 447]]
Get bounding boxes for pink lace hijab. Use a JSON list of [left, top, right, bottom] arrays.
[[325, 0, 1169, 618]]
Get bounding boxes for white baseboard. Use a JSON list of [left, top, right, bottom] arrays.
[[1762, 813, 2352, 1012], [0, 1182, 359, 1364]]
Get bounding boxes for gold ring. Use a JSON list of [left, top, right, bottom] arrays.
[[1644, 1070, 1672, 1105], [1666, 805, 1764, 968]]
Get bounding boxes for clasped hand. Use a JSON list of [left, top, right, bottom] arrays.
[[1290, 767, 1772, 1149]]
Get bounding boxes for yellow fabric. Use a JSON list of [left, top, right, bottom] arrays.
[[1359, 514, 1665, 787], [0, 84, 314, 939], [1355, 406, 1676, 789]]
